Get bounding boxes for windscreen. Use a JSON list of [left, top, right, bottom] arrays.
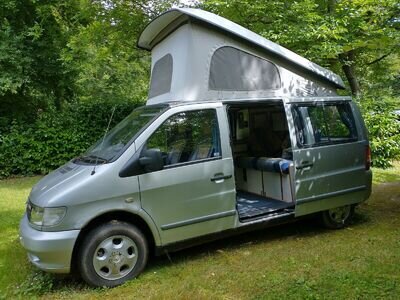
[[77, 105, 166, 164]]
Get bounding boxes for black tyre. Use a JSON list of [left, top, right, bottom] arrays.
[[78, 221, 148, 287], [320, 205, 355, 229]]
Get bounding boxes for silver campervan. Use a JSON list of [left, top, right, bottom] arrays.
[[20, 8, 372, 287]]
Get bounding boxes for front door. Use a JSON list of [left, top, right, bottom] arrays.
[[138, 106, 236, 245], [288, 99, 370, 216]]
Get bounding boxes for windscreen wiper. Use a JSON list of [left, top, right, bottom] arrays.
[[75, 155, 109, 164]]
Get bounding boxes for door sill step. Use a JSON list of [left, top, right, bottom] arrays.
[[239, 209, 295, 224]]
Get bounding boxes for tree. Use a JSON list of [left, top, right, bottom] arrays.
[[61, 0, 177, 104], [0, 0, 80, 124], [0, 0, 177, 127], [201, 0, 400, 97]]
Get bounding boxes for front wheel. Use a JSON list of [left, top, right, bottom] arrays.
[[78, 221, 148, 287], [320, 205, 355, 229]]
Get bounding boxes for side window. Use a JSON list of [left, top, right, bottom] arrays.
[[146, 109, 221, 166], [148, 54, 173, 98], [293, 103, 357, 147], [209, 47, 281, 91]]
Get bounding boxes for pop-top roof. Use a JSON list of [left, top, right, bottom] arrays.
[[138, 8, 345, 89]]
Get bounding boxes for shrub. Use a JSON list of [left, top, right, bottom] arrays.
[[1, 96, 399, 178], [357, 96, 400, 168], [0, 100, 139, 178]]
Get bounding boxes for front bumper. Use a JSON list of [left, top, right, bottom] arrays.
[[19, 214, 80, 273]]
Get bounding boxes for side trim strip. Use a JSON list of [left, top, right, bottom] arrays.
[[297, 185, 367, 204], [161, 210, 237, 230]]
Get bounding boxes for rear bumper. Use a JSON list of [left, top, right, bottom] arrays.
[[19, 214, 80, 273]]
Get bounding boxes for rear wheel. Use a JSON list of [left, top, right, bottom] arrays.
[[78, 221, 148, 287], [320, 205, 355, 229]]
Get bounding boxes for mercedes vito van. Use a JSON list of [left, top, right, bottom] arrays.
[[20, 8, 372, 287]]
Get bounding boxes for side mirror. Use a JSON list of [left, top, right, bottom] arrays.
[[139, 148, 164, 172]]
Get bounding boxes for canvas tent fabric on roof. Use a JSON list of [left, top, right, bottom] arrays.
[[138, 8, 346, 105]]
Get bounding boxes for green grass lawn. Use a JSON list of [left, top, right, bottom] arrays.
[[0, 164, 399, 299]]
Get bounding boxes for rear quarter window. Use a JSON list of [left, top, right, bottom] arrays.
[[292, 102, 358, 147]]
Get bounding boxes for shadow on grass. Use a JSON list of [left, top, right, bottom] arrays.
[[8, 210, 374, 297], [147, 211, 372, 269], [11, 181, 400, 296]]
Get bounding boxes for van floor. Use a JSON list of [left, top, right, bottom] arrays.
[[236, 191, 294, 221]]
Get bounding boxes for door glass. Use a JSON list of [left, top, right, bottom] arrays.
[[293, 103, 357, 147], [324, 106, 353, 139], [146, 109, 221, 166]]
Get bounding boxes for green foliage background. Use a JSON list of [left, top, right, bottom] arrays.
[[0, 100, 137, 177], [358, 96, 400, 169], [0, 0, 399, 177]]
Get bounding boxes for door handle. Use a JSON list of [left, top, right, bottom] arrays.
[[210, 174, 232, 182], [296, 161, 314, 170]]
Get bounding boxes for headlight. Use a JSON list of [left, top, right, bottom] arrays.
[[27, 202, 66, 227]]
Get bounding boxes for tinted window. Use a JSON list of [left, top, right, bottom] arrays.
[[209, 47, 281, 91], [293, 103, 357, 147], [149, 54, 173, 98], [146, 110, 221, 166]]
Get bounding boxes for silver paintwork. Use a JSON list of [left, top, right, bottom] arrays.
[[135, 103, 237, 245], [27, 145, 162, 244], [19, 215, 79, 273], [283, 98, 372, 216], [19, 97, 372, 275]]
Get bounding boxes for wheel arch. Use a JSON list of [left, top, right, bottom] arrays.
[[70, 210, 158, 274]]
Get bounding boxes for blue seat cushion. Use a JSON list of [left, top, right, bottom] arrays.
[[256, 158, 290, 174]]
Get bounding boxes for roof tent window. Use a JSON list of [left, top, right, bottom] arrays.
[[209, 47, 281, 91], [149, 54, 173, 98]]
